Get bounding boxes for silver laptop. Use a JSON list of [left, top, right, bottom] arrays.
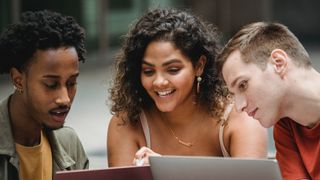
[[149, 156, 282, 180]]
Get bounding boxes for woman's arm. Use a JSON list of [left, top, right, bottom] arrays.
[[107, 115, 144, 167], [227, 108, 268, 158]]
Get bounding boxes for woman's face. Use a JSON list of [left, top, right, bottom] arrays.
[[140, 40, 203, 112]]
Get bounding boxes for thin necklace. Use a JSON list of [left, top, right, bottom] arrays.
[[161, 114, 204, 148], [167, 127, 194, 147]]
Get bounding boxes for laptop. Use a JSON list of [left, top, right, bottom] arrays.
[[149, 156, 282, 180], [55, 165, 153, 180]]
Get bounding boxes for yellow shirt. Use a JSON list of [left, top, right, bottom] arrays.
[[15, 130, 52, 180]]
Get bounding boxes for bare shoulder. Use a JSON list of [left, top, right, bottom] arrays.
[[107, 113, 144, 142], [225, 107, 268, 158], [107, 113, 146, 166], [227, 107, 265, 132]]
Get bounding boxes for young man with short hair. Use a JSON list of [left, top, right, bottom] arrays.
[[0, 10, 89, 180], [217, 22, 320, 179]]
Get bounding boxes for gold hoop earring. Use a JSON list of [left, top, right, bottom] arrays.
[[196, 76, 202, 94]]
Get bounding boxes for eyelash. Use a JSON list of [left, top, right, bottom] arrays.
[[168, 68, 180, 74], [142, 68, 181, 76], [44, 81, 77, 89], [238, 80, 248, 91], [142, 69, 154, 76], [45, 83, 58, 89], [67, 81, 77, 87]]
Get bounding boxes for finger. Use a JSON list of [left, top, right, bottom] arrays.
[[135, 146, 149, 159], [135, 157, 145, 166]]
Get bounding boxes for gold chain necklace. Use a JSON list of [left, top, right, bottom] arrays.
[[167, 127, 194, 147], [161, 114, 204, 148]]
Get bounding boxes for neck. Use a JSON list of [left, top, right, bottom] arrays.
[[9, 93, 42, 146], [159, 88, 205, 125], [154, 105, 208, 148], [282, 68, 320, 127], [159, 104, 203, 124]]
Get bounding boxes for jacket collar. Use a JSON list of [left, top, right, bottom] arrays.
[[0, 95, 75, 170], [0, 96, 15, 157], [47, 129, 76, 169]]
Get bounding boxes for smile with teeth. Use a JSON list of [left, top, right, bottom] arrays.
[[50, 108, 70, 123], [52, 111, 67, 115], [156, 89, 175, 97], [50, 108, 70, 117]]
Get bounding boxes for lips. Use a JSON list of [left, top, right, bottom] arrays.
[[49, 107, 70, 123], [156, 89, 175, 97], [248, 108, 258, 118]]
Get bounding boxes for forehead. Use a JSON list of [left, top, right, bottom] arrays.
[[27, 47, 79, 76], [145, 41, 176, 52], [222, 50, 255, 87], [144, 41, 190, 62], [222, 50, 243, 77]]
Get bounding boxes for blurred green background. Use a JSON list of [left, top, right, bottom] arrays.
[[1, 0, 320, 56]]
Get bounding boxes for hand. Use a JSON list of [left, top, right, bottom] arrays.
[[132, 146, 161, 166]]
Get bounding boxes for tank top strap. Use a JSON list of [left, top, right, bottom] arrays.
[[219, 103, 234, 157], [140, 110, 151, 148]]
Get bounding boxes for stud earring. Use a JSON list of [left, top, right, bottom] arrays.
[[196, 76, 202, 94], [13, 85, 23, 94]]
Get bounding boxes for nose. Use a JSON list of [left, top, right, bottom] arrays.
[[234, 94, 247, 113], [55, 87, 71, 106], [153, 73, 169, 87]]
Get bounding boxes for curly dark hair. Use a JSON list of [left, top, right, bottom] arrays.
[[0, 10, 86, 74], [110, 8, 229, 123]]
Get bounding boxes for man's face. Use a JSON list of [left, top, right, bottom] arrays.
[[222, 50, 284, 128], [20, 47, 79, 130]]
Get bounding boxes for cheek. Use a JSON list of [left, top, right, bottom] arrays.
[[247, 84, 267, 106], [176, 66, 195, 80], [68, 88, 77, 101], [140, 76, 149, 90], [179, 78, 194, 89], [25, 90, 50, 111], [25, 83, 45, 101]]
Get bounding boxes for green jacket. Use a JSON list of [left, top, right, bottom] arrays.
[[0, 96, 89, 180]]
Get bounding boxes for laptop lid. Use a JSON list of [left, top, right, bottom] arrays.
[[149, 156, 282, 180], [55, 165, 153, 180]]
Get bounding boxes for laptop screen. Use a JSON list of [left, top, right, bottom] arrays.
[[149, 156, 282, 180]]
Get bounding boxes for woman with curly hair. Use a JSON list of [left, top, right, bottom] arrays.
[[107, 8, 268, 167]]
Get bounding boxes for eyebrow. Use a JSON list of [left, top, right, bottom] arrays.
[[42, 73, 79, 79], [142, 59, 182, 67]]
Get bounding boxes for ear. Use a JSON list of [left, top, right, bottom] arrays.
[[270, 49, 288, 78], [10, 68, 23, 90], [195, 55, 206, 76]]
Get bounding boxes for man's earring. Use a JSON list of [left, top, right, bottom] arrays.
[[196, 76, 202, 94], [13, 85, 23, 94]]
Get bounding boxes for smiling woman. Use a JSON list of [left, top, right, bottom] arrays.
[[107, 8, 268, 167], [141, 41, 202, 113]]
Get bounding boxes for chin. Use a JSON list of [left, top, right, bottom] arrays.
[[158, 106, 175, 112], [259, 120, 274, 128], [44, 124, 64, 131], [155, 103, 175, 112]]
